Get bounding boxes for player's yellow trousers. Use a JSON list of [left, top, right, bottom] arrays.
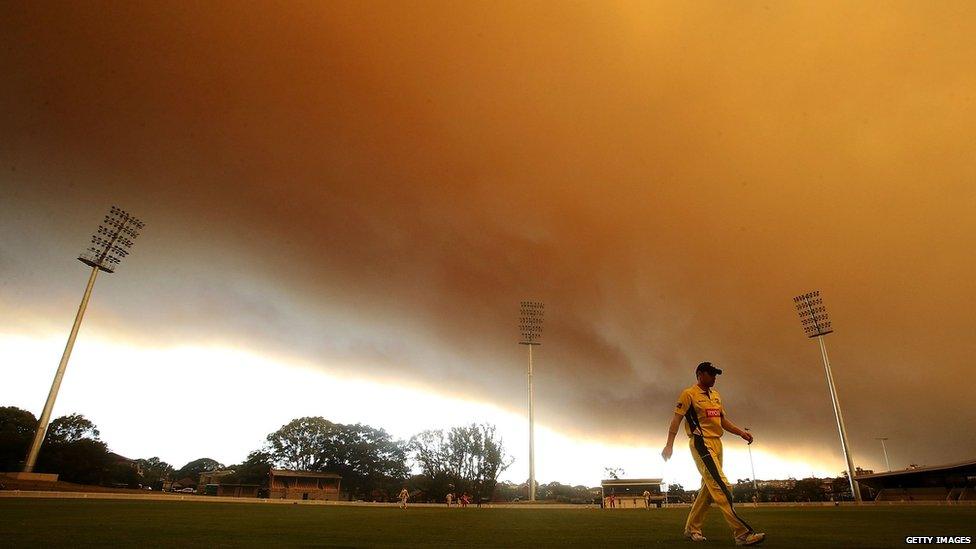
[[685, 435, 754, 539]]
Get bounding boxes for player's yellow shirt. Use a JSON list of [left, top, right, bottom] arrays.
[[673, 384, 724, 438]]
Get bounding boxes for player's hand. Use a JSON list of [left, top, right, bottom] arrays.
[[661, 445, 673, 461], [741, 431, 754, 444]]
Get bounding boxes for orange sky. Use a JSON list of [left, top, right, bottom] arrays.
[[2, 1, 976, 476]]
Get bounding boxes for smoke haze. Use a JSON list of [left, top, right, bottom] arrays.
[[2, 1, 976, 473]]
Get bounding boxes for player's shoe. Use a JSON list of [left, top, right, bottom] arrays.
[[684, 531, 707, 542], [735, 532, 766, 546]]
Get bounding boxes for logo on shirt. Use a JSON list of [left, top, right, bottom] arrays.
[[705, 409, 721, 418]]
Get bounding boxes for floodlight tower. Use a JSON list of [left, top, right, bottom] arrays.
[[876, 437, 891, 471], [518, 300, 543, 501], [793, 290, 861, 502], [23, 206, 144, 473]]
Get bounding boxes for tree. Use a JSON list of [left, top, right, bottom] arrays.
[[264, 417, 409, 500], [136, 457, 174, 489], [265, 417, 337, 471], [45, 413, 100, 444], [667, 483, 688, 503], [831, 475, 854, 500], [0, 406, 36, 470], [541, 481, 590, 502], [793, 478, 825, 502], [108, 460, 142, 488], [32, 413, 113, 485], [493, 480, 520, 502], [455, 423, 511, 501], [222, 450, 272, 485], [410, 423, 513, 502], [410, 429, 454, 500], [174, 457, 224, 481], [604, 467, 625, 480], [36, 437, 112, 484], [315, 423, 409, 501]]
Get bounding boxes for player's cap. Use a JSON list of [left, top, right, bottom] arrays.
[[696, 362, 722, 375]]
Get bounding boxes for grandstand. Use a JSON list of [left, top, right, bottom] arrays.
[[855, 458, 976, 502], [269, 469, 342, 501], [600, 478, 665, 508]]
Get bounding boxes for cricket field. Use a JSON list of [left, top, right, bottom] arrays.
[[1, 498, 973, 547]]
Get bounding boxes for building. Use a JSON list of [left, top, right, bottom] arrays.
[[600, 478, 665, 508], [198, 469, 236, 493], [855, 459, 976, 502], [215, 484, 261, 498], [167, 476, 197, 491], [197, 469, 264, 498], [107, 452, 141, 475], [269, 469, 342, 501]]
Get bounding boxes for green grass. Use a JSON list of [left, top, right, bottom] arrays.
[[0, 499, 973, 547]]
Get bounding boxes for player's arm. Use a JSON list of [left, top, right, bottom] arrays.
[[721, 414, 753, 444], [661, 412, 683, 461]]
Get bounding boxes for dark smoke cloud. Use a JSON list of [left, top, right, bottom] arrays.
[[2, 1, 976, 470]]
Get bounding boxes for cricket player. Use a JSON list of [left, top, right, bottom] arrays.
[[398, 487, 409, 509], [661, 362, 766, 546]]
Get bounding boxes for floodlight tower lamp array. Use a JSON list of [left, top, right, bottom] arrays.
[[78, 206, 145, 273], [794, 291, 833, 338]]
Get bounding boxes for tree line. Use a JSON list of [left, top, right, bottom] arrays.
[[0, 406, 518, 501], [4, 406, 875, 504], [0, 406, 142, 487], [729, 472, 874, 503]]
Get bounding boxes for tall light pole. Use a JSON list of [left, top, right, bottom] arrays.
[[23, 206, 144, 473], [518, 300, 543, 501], [876, 437, 891, 471], [746, 427, 758, 506], [793, 290, 861, 502]]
